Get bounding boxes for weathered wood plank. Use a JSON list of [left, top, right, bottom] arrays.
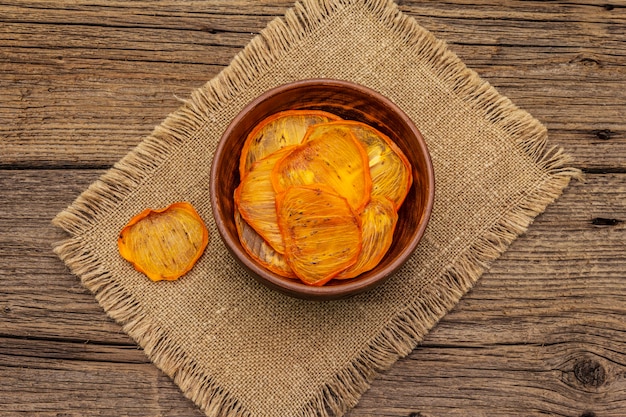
[[0, 344, 203, 416], [353, 343, 626, 416], [0, 169, 136, 343], [0, 0, 293, 24], [1, 168, 624, 416], [1, 1, 624, 170]]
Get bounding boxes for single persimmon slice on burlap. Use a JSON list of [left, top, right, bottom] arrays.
[[272, 123, 372, 213], [334, 121, 413, 210], [234, 210, 296, 278], [336, 196, 398, 279], [239, 110, 341, 178], [276, 184, 362, 286], [118, 202, 208, 281], [234, 146, 296, 254]]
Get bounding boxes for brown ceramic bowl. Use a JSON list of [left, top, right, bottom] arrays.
[[210, 79, 434, 300]]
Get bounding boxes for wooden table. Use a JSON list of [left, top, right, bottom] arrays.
[[2, 1, 625, 416]]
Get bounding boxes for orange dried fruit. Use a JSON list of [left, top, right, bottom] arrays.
[[234, 146, 296, 254], [234, 110, 415, 286], [234, 210, 296, 278], [336, 196, 398, 279], [117, 202, 208, 282], [335, 121, 413, 210], [272, 123, 372, 213], [239, 110, 341, 178], [276, 184, 362, 286]]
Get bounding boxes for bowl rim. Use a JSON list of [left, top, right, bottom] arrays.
[[210, 78, 435, 300]]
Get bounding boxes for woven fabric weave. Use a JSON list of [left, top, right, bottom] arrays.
[[53, 1, 579, 416]]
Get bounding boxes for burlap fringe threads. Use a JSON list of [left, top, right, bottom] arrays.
[[53, 0, 581, 416]]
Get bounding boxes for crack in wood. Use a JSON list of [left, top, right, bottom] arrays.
[[591, 217, 623, 226]]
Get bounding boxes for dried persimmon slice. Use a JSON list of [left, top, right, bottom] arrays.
[[336, 196, 398, 279], [118, 202, 208, 281], [235, 146, 296, 254], [333, 121, 413, 210], [234, 210, 296, 278], [272, 123, 372, 213], [276, 184, 362, 286], [239, 110, 341, 178]]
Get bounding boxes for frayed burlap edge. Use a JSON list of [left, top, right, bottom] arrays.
[[52, 0, 582, 416]]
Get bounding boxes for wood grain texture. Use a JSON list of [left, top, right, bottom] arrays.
[[2, 169, 624, 416], [2, 0, 625, 170], [1, 1, 625, 416]]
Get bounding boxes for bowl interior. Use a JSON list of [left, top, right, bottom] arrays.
[[211, 79, 434, 300]]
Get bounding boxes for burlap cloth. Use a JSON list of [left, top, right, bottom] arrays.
[[53, 0, 580, 416]]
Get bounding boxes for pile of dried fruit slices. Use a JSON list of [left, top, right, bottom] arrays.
[[235, 110, 413, 286]]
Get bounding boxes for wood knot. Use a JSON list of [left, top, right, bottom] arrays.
[[604, 4, 615, 11], [570, 55, 601, 67], [574, 359, 606, 388], [580, 412, 596, 417]]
